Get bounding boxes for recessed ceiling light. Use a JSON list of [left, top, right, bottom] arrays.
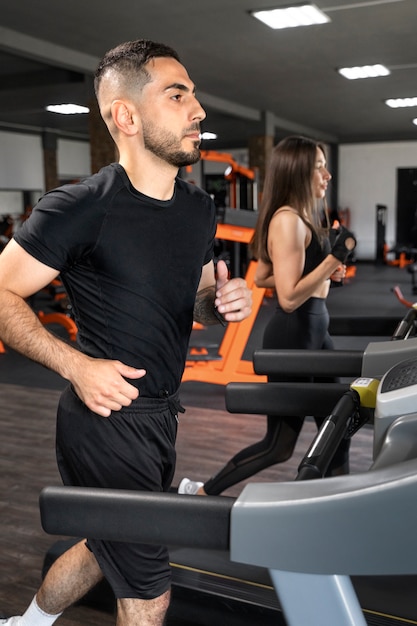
[[413, 118, 417, 126], [338, 64, 390, 80], [46, 104, 90, 115], [251, 4, 330, 29], [386, 97, 417, 108]]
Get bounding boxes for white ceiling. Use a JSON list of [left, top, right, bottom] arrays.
[[0, 0, 416, 148]]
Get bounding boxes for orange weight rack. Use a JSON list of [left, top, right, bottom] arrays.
[[199, 150, 256, 210], [215, 221, 254, 246], [186, 150, 258, 210]]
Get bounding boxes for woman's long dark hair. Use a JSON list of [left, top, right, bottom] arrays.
[[251, 135, 329, 263]]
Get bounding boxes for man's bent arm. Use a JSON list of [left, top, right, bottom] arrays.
[[0, 284, 85, 377], [0, 240, 145, 416], [0, 240, 76, 372], [194, 259, 252, 325]]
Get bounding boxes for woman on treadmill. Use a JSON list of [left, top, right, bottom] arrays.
[[179, 135, 356, 496]]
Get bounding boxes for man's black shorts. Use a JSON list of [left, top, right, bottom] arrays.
[[56, 384, 179, 599]]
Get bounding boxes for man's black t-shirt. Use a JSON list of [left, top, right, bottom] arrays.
[[15, 163, 216, 397]]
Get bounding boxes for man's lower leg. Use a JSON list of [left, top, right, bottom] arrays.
[[2, 539, 103, 625]]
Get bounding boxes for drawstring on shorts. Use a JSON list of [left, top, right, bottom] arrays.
[[158, 389, 185, 419]]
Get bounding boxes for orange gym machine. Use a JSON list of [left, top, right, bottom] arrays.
[[383, 243, 415, 269], [183, 153, 266, 384], [197, 150, 258, 210], [189, 150, 259, 277], [183, 260, 267, 385], [183, 217, 267, 385]]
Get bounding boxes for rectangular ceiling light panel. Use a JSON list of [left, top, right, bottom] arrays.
[[251, 4, 330, 29], [338, 64, 390, 80], [385, 97, 417, 108]]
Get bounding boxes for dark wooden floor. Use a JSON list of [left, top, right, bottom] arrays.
[[0, 261, 415, 624]]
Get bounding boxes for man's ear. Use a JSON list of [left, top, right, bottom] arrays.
[[111, 100, 138, 136]]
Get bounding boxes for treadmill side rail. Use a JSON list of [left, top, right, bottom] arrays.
[[230, 457, 417, 576], [40, 487, 234, 550], [362, 337, 417, 378]]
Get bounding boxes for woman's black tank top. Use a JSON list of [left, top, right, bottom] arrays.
[[302, 228, 330, 276]]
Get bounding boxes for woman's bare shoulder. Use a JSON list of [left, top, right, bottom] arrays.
[[271, 206, 304, 230], [272, 206, 300, 220]]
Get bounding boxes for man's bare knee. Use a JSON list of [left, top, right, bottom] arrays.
[[117, 590, 170, 626]]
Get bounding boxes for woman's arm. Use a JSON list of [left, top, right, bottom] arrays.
[[254, 259, 275, 289], [269, 210, 342, 313]]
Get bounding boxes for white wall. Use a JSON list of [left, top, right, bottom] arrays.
[[0, 131, 44, 190], [2, 128, 417, 261], [0, 130, 90, 217], [57, 138, 90, 181], [0, 131, 90, 190], [339, 142, 417, 260]]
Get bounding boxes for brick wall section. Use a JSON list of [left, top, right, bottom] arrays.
[[88, 97, 118, 174], [248, 134, 273, 193]]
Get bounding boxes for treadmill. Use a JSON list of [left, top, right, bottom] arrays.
[[40, 356, 417, 626]]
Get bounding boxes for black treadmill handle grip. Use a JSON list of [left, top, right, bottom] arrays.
[[391, 308, 417, 340], [296, 389, 360, 480], [253, 349, 363, 377], [40, 486, 235, 550]]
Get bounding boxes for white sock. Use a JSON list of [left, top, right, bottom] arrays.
[[19, 596, 62, 626]]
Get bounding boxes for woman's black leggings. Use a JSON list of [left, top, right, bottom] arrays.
[[204, 297, 350, 495]]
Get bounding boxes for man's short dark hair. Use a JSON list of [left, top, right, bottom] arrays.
[[94, 39, 181, 96]]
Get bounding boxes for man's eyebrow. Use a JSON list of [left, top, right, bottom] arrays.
[[164, 82, 196, 94]]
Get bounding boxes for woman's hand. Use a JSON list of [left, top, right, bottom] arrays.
[[330, 264, 346, 283]]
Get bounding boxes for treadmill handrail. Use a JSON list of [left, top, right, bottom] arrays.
[[39, 487, 234, 551], [41, 458, 417, 577], [225, 382, 350, 415], [391, 307, 417, 340], [253, 349, 363, 377]]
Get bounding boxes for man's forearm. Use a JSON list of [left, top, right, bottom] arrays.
[[0, 290, 82, 379]]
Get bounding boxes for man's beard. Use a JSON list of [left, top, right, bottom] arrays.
[[142, 121, 201, 167]]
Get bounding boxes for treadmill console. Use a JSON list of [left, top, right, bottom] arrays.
[[374, 357, 417, 457]]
